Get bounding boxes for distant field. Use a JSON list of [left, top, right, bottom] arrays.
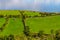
[[0, 10, 20, 15], [0, 10, 60, 36], [26, 15, 60, 34]]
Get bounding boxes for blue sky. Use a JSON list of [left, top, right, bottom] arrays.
[[0, 0, 60, 12]]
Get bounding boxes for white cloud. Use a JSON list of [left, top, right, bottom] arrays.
[[0, 3, 1, 9], [55, 0, 60, 5], [32, 0, 51, 11], [5, 0, 35, 9], [6, 0, 21, 8], [34, 0, 51, 5], [1, 0, 60, 10], [45, 0, 51, 4]]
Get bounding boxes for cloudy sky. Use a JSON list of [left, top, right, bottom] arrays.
[[0, 0, 60, 12]]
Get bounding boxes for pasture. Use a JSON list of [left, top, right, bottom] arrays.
[[0, 10, 60, 36], [26, 15, 60, 34]]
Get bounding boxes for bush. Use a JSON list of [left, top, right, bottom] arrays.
[[0, 15, 4, 18], [34, 15, 38, 17], [23, 26, 30, 36], [55, 30, 60, 40], [6, 35, 15, 40], [38, 30, 44, 37]]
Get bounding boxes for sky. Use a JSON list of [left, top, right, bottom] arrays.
[[0, 0, 60, 12]]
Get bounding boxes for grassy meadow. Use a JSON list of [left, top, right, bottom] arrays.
[[26, 15, 60, 34], [0, 10, 60, 36]]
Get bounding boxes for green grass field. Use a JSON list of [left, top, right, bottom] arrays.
[[26, 15, 60, 34], [0, 18, 24, 36], [0, 10, 60, 36]]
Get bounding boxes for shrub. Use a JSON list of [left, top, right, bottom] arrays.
[[23, 26, 30, 36], [55, 30, 60, 40], [38, 30, 44, 37]]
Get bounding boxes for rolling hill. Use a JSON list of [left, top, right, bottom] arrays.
[[0, 10, 60, 36]]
